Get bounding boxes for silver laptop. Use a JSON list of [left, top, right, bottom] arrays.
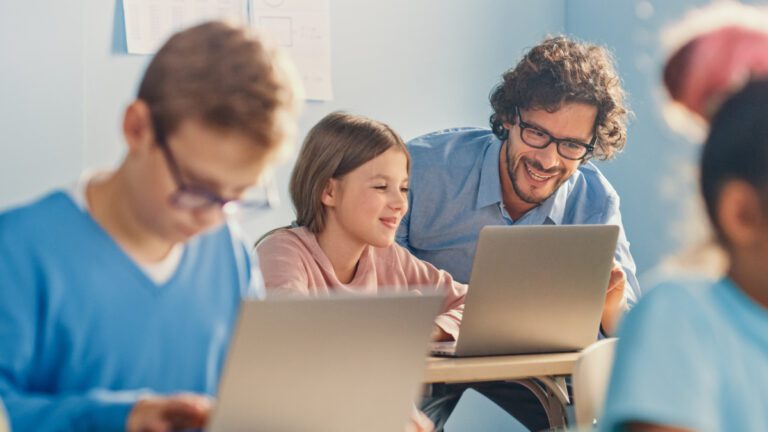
[[208, 292, 444, 432], [432, 225, 619, 357]]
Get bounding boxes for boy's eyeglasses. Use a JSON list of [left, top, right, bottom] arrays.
[[154, 127, 278, 217], [515, 107, 595, 161]]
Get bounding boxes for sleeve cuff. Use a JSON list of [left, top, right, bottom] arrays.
[[88, 399, 135, 431], [433, 315, 460, 340], [85, 389, 149, 431]]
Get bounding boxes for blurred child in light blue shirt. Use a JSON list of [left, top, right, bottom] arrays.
[[602, 67, 768, 432]]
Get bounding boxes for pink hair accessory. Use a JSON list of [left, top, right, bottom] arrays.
[[678, 26, 768, 119]]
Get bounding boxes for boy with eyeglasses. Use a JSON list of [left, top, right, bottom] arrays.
[[0, 22, 299, 431], [398, 36, 638, 431]]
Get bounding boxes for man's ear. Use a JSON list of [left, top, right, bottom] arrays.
[[718, 180, 764, 248], [123, 100, 155, 154], [320, 179, 338, 207]]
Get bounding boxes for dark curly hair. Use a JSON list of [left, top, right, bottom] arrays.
[[489, 36, 628, 161]]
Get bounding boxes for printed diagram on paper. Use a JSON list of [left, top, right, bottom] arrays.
[[123, 0, 248, 55], [251, 0, 332, 101], [123, 0, 332, 101]]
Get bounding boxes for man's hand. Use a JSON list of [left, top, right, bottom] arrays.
[[406, 408, 435, 432], [601, 263, 627, 336], [126, 393, 212, 432]]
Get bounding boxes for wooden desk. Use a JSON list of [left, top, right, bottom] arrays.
[[423, 352, 580, 428], [424, 352, 579, 384]]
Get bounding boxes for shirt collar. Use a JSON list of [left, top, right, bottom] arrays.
[[475, 137, 504, 210], [528, 182, 568, 225], [475, 135, 569, 225]]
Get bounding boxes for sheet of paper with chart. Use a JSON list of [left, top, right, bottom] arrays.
[[123, 0, 248, 55], [251, 0, 333, 101]]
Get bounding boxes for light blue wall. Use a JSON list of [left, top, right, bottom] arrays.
[[5, 4, 762, 280], [4, 0, 748, 279], [564, 0, 764, 277], [0, 0, 565, 243], [564, 1, 701, 278], [0, 2, 87, 208]]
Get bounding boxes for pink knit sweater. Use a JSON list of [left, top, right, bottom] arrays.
[[256, 227, 466, 338]]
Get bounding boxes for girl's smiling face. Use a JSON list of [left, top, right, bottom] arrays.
[[322, 147, 409, 248]]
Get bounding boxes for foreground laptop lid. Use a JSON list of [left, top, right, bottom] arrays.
[[450, 224, 619, 357], [208, 292, 443, 432]]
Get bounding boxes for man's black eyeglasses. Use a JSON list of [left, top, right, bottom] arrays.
[[515, 106, 595, 161]]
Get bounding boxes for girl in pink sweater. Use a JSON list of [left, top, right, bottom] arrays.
[[256, 112, 466, 341]]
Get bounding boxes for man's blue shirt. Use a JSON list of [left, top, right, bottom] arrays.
[[396, 128, 640, 305]]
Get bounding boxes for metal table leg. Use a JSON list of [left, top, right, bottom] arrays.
[[511, 376, 570, 429]]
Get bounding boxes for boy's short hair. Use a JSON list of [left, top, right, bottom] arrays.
[[138, 21, 301, 149]]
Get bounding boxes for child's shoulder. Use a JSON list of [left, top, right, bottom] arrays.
[[257, 226, 314, 255], [381, 241, 426, 271], [0, 191, 78, 238], [641, 277, 722, 310], [621, 276, 724, 340]]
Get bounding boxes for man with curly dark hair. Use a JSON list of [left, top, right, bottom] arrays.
[[397, 36, 639, 431]]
